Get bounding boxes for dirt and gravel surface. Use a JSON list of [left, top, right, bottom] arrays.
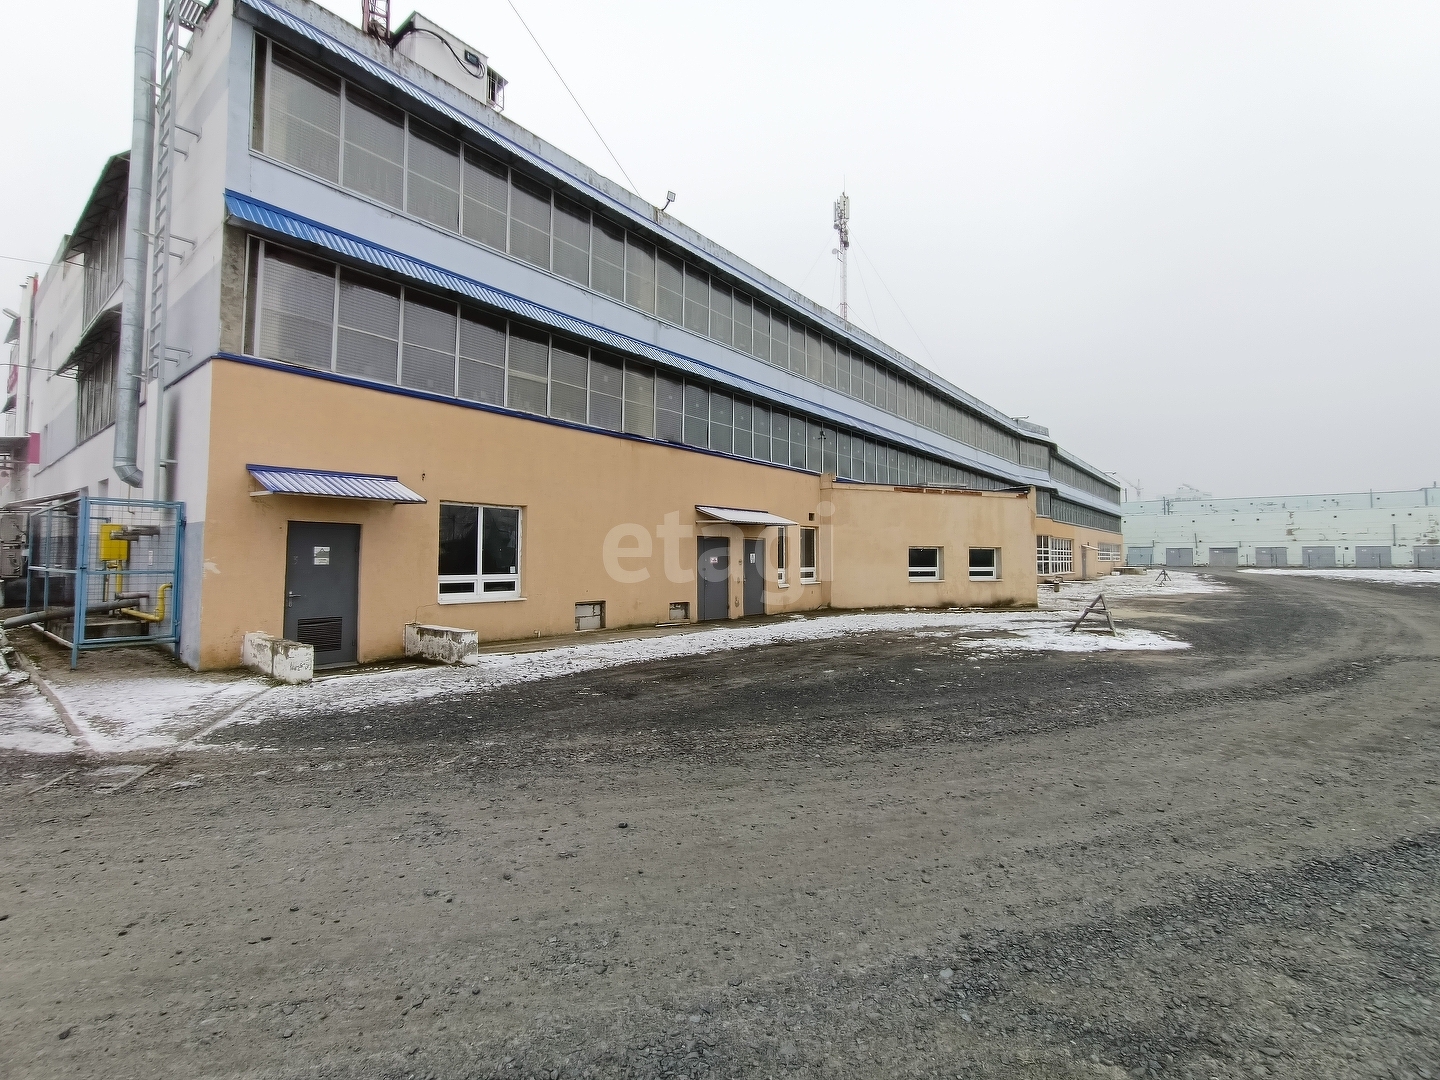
[[2, 570, 1438, 1080]]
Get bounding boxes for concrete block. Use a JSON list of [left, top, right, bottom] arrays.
[[241, 631, 314, 684], [404, 622, 480, 665]]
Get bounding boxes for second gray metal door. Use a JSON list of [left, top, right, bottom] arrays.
[[1256, 546, 1288, 567], [742, 538, 766, 616], [1356, 546, 1392, 568], [1209, 547, 1239, 567], [697, 536, 730, 622], [1165, 547, 1193, 566]]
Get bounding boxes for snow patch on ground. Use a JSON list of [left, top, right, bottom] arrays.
[[57, 676, 272, 754], [0, 679, 78, 755], [3, 569, 1218, 755], [226, 604, 1190, 730], [1037, 569, 1229, 612], [1242, 568, 1440, 587]]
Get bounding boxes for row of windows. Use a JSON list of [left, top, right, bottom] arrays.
[[1047, 495, 1122, 534], [76, 347, 117, 444], [80, 202, 125, 328], [435, 509, 997, 609], [1035, 535, 1074, 576], [907, 547, 1001, 582], [248, 37, 1124, 501], [242, 238, 1013, 491], [1050, 458, 1120, 504]]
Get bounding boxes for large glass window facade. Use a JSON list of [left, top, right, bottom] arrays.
[[242, 237, 1019, 489], [248, 34, 1120, 507]]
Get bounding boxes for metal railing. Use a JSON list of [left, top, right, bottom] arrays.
[[23, 496, 185, 668]]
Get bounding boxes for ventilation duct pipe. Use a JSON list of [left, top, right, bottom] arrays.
[[114, 0, 159, 491]]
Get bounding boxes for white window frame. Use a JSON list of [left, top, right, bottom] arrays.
[[1036, 535, 1072, 575], [438, 502, 523, 603], [775, 526, 788, 586], [799, 526, 818, 584], [908, 546, 943, 582], [968, 547, 1001, 581]]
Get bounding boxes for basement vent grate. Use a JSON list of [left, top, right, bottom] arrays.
[[295, 616, 343, 652]]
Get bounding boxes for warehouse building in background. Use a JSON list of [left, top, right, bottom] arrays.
[[2, 0, 1122, 670], [1123, 487, 1440, 568]]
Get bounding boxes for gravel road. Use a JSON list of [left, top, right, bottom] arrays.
[[2, 571, 1437, 1079]]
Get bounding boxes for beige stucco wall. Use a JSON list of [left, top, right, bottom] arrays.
[[201, 361, 832, 667], [826, 482, 1038, 609], [197, 361, 1052, 668], [1036, 516, 1125, 581]]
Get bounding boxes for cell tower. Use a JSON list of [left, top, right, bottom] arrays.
[[832, 193, 851, 323], [361, 0, 390, 40]]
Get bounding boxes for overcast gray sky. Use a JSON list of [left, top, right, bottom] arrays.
[[4, 1, 1437, 500]]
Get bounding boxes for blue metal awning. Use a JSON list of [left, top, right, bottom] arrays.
[[247, 464, 426, 503]]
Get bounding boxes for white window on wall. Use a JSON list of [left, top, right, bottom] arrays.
[[969, 548, 1000, 581], [1098, 543, 1122, 562], [776, 527, 787, 585], [800, 527, 818, 584], [1036, 536, 1072, 575], [908, 547, 942, 582], [439, 503, 521, 601]]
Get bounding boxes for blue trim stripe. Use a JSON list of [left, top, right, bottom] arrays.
[[225, 190, 982, 466], [220, 352, 824, 479], [226, 192, 1119, 516]]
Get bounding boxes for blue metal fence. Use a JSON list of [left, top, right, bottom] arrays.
[[24, 497, 185, 668]]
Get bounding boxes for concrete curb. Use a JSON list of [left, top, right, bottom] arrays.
[[179, 683, 278, 745], [9, 635, 95, 757]]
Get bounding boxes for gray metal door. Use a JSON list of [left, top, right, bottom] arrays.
[[742, 538, 766, 617], [1416, 546, 1440, 569], [1256, 546, 1288, 568], [1209, 547, 1239, 567], [697, 536, 730, 622], [1356, 546, 1392, 568], [1165, 547, 1193, 566], [1125, 546, 1153, 567], [284, 521, 360, 666], [1302, 546, 1336, 568]]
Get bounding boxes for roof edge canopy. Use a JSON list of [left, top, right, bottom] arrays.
[[696, 505, 798, 527], [246, 464, 426, 503]]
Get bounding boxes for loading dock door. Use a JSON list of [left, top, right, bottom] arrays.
[[1356, 546, 1392, 568], [1165, 547, 1193, 567], [1255, 546, 1289, 568], [284, 521, 360, 667], [1417, 546, 1440, 569], [697, 536, 730, 622], [1302, 546, 1337, 568], [1126, 546, 1153, 567], [1209, 547, 1239, 567], [742, 538, 766, 617]]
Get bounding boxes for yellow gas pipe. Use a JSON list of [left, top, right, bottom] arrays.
[[121, 583, 170, 624]]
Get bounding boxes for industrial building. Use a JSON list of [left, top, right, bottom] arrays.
[[2, 0, 1122, 670], [1123, 487, 1440, 568]]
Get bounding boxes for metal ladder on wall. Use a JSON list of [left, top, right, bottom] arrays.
[[146, 0, 211, 491]]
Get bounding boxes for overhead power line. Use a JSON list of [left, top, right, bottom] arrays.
[[855, 243, 938, 368], [505, 0, 644, 202]]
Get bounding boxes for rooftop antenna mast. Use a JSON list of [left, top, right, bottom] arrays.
[[832, 192, 851, 324], [361, 0, 390, 40]]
